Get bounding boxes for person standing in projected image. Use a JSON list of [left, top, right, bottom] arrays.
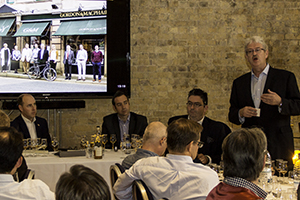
[[63, 45, 74, 80], [91, 45, 103, 82]]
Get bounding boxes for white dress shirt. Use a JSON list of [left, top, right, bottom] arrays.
[[21, 114, 37, 139], [0, 174, 55, 200], [114, 154, 219, 200]]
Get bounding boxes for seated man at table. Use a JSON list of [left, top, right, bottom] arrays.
[[11, 94, 52, 151], [56, 164, 110, 200], [122, 121, 167, 170], [206, 128, 268, 200], [102, 90, 148, 149], [0, 126, 55, 199], [0, 109, 28, 182], [114, 118, 219, 200], [168, 88, 231, 165]]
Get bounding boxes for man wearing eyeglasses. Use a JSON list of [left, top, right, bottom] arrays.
[[114, 118, 219, 200], [229, 36, 300, 170], [168, 88, 231, 165]]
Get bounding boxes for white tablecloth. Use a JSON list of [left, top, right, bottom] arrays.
[[25, 150, 124, 192]]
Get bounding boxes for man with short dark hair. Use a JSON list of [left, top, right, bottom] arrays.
[[55, 164, 111, 200], [207, 128, 268, 199], [11, 94, 52, 151], [122, 121, 167, 169], [102, 91, 148, 149], [168, 88, 231, 164], [0, 126, 54, 199], [114, 118, 219, 200]]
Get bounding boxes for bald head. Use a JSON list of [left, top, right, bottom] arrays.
[[0, 110, 10, 127], [142, 122, 167, 156]]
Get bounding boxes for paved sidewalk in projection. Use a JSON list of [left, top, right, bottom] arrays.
[[0, 71, 107, 93]]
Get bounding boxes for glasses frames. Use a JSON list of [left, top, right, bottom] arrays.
[[186, 101, 203, 108], [246, 47, 265, 55]]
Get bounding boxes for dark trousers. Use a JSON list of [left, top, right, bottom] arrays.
[[92, 62, 102, 80], [64, 63, 72, 78], [50, 60, 57, 71]]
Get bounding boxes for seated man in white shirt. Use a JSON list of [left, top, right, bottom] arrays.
[[113, 118, 219, 200], [122, 121, 167, 170], [0, 126, 55, 200]]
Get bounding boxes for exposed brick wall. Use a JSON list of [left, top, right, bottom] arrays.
[[8, 0, 300, 148]]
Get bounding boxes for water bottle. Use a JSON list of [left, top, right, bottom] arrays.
[[259, 150, 272, 183]]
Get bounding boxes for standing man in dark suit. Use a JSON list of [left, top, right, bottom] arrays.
[[11, 94, 52, 151], [229, 36, 300, 170], [102, 91, 148, 149], [63, 45, 74, 80], [37, 43, 49, 71], [168, 88, 231, 165]]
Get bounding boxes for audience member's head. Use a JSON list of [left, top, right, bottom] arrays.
[[55, 164, 111, 200], [0, 127, 23, 175], [167, 118, 202, 159], [111, 91, 130, 119], [142, 121, 167, 156], [222, 128, 267, 182], [186, 88, 208, 122], [17, 94, 37, 121], [0, 110, 10, 127]]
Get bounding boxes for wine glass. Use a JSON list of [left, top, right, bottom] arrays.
[[51, 137, 59, 151], [262, 181, 273, 198], [110, 134, 117, 150], [80, 135, 87, 149], [36, 138, 41, 149], [27, 138, 32, 150], [271, 160, 276, 175], [272, 181, 282, 198], [102, 134, 108, 149], [281, 160, 288, 183], [23, 139, 28, 151], [90, 135, 96, 148], [41, 138, 47, 150], [31, 138, 37, 150], [276, 159, 283, 178]]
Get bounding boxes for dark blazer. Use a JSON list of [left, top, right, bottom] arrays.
[[63, 50, 74, 65], [229, 66, 300, 170], [11, 115, 52, 151], [102, 112, 148, 149], [168, 115, 231, 164], [37, 49, 49, 64]]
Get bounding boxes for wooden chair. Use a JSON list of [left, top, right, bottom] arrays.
[[132, 180, 154, 200], [110, 163, 125, 200]]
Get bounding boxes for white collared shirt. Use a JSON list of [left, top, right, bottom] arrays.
[[0, 174, 55, 200], [114, 154, 219, 200], [21, 114, 37, 139], [251, 64, 269, 108]]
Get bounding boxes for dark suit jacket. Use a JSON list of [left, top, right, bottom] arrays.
[[63, 50, 74, 65], [229, 66, 300, 169], [37, 49, 49, 64], [11, 115, 52, 151], [168, 115, 231, 164], [102, 112, 148, 149]]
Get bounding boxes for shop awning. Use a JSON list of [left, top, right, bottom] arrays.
[[14, 22, 49, 37], [53, 19, 106, 36], [0, 18, 15, 36]]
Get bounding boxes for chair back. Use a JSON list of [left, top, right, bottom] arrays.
[[25, 169, 35, 179], [110, 163, 125, 200], [110, 163, 124, 188], [132, 180, 154, 200]]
